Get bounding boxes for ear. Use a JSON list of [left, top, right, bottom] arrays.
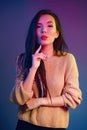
[[55, 31, 59, 38]]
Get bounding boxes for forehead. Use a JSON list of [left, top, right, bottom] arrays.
[[38, 14, 55, 24]]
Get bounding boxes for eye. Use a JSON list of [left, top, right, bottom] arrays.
[[36, 23, 42, 28], [36, 25, 41, 28], [48, 25, 53, 27]]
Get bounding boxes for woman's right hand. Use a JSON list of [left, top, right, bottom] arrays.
[[32, 45, 46, 69]]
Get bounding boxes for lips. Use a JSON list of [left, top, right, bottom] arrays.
[[41, 35, 48, 40]]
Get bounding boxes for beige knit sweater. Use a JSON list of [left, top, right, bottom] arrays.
[[10, 53, 82, 128]]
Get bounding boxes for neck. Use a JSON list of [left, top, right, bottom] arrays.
[[41, 44, 54, 58]]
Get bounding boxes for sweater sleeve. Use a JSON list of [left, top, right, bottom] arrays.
[[62, 54, 82, 109], [10, 54, 33, 105]]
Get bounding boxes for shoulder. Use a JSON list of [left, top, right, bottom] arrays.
[[64, 53, 76, 63], [57, 51, 76, 62], [63, 53, 78, 70], [58, 53, 77, 69], [55, 52, 76, 64]]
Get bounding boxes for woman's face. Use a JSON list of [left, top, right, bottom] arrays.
[[36, 14, 59, 46]]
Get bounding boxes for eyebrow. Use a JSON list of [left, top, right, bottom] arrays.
[[47, 21, 53, 24], [37, 21, 53, 24]]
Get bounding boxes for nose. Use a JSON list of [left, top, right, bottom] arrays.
[[41, 26, 47, 33]]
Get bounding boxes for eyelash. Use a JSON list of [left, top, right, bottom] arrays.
[[37, 25, 53, 28], [36, 25, 41, 28], [48, 25, 53, 27]]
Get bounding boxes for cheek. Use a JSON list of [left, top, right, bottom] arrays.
[[48, 32, 57, 42], [36, 30, 39, 37], [36, 36, 41, 44], [36, 29, 40, 36], [49, 29, 56, 35], [36, 31, 40, 40], [49, 31, 57, 39], [50, 37, 56, 43]]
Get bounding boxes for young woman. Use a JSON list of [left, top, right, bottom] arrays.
[[10, 9, 82, 130]]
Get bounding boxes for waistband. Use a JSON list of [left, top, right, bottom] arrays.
[[16, 120, 66, 130]]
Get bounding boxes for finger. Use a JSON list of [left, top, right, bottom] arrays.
[[36, 53, 47, 60], [35, 45, 42, 54]]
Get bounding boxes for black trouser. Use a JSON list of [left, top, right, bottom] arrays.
[[16, 120, 66, 130]]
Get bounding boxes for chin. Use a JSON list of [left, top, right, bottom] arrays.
[[40, 42, 50, 46]]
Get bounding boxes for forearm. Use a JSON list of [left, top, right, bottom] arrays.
[[25, 96, 65, 111], [23, 66, 37, 92], [42, 96, 65, 107]]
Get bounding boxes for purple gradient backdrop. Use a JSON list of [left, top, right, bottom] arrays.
[[0, 0, 87, 130]]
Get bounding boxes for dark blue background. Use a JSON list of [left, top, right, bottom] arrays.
[[0, 0, 87, 130]]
